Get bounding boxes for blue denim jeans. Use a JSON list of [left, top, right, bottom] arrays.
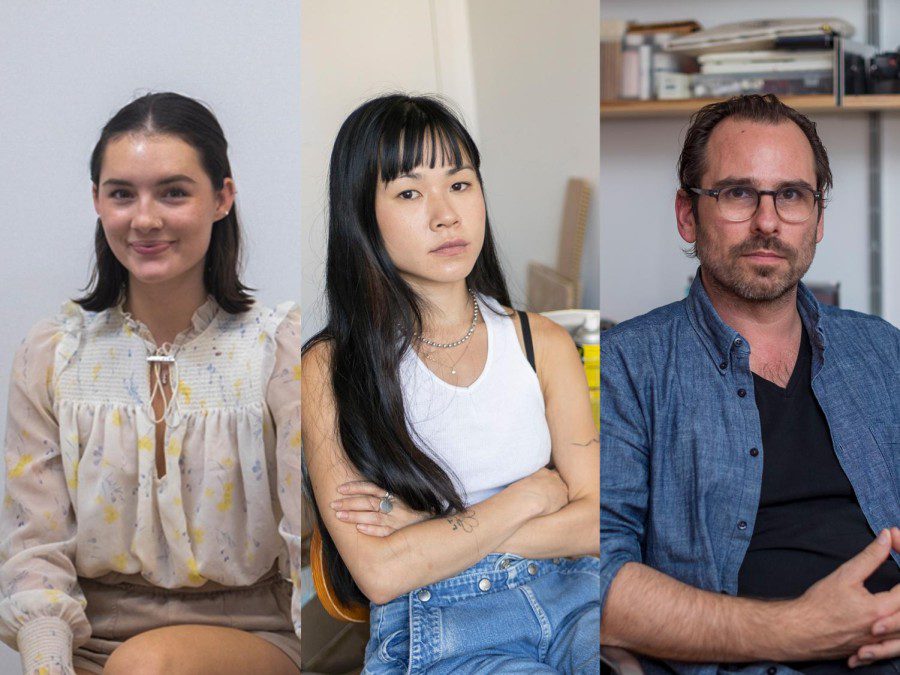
[[362, 553, 600, 674]]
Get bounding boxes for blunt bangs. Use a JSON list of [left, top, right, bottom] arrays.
[[376, 99, 479, 183]]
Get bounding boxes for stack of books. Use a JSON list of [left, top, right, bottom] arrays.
[[693, 49, 834, 98], [666, 18, 852, 99], [601, 17, 855, 103]]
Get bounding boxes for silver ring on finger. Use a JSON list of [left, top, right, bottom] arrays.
[[379, 492, 394, 514]]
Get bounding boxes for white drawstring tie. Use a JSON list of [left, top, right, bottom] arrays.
[[146, 343, 182, 426]]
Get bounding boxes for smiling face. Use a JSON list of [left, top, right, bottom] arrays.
[[93, 133, 234, 292], [676, 117, 824, 302], [374, 154, 486, 291]]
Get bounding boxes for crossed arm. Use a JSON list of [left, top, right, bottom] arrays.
[[490, 314, 599, 559], [301, 314, 599, 605]]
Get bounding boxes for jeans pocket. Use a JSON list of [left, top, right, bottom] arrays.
[[377, 628, 409, 666]]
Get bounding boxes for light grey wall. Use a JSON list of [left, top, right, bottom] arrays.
[[600, 0, 899, 326], [467, 0, 601, 311], [0, 2, 300, 671]]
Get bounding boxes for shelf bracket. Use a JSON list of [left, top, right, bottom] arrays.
[[866, 0, 883, 316]]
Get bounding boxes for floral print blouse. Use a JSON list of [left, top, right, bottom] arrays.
[[0, 297, 302, 672]]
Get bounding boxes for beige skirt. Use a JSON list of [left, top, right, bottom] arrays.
[[72, 569, 300, 673]]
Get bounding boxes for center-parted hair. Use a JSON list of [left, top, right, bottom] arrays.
[[304, 93, 511, 605], [77, 92, 253, 313]]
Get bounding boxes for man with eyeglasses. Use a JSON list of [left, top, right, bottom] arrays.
[[601, 94, 899, 674]]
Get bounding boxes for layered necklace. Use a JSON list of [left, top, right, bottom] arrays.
[[416, 289, 480, 349], [417, 289, 480, 377]]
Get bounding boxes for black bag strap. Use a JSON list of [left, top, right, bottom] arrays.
[[517, 310, 536, 372]]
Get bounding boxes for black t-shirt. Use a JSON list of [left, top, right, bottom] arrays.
[[738, 326, 900, 599]]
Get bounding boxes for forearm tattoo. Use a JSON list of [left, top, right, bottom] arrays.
[[446, 510, 479, 533]]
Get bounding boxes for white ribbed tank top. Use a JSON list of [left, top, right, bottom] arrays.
[[398, 295, 552, 507]]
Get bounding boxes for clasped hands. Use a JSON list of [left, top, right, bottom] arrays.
[[790, 527, 900, 668]]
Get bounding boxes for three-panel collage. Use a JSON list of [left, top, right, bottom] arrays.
[[1, 1, 898, 674]]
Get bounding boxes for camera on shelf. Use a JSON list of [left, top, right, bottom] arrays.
[[869, 51, 900, 94]]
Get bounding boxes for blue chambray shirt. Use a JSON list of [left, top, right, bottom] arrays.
[[600, 271, 900, 675]]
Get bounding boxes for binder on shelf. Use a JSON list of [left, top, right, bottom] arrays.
[[600, 19, 627, 103]]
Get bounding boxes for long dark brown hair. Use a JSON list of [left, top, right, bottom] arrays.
[[304, 94, 512, 605], [77, 92, 253, 313]]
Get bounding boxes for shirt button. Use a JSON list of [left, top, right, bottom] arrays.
[[499, 559, 511, 569], [767, 668, 778, 675], [719, 362, 727, 370], [734, 338, 743, 347], [527, 563, 538, 575], [478, 578, 492, 592], [737, 388, 747, 398], [738, 520, 748, 531], [749, 447, 759, 457], [417, 589, 431, 602]]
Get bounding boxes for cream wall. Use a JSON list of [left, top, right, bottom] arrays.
[[300, 0, 478, 338], [301, 0, 600, 338], [467, 0, 601, 312]]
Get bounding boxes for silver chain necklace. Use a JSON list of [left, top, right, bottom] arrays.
[[416, 290, 479, 349]]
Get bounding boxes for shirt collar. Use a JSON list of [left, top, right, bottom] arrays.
[[685, 267, 827, 374], [114, 294, 220, 351]]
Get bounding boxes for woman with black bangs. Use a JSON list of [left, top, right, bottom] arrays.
[[0, 93, 301, 674], [302, 93, 600, 673]]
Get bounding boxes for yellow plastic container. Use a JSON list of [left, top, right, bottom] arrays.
[[578, 342, 600, 429]]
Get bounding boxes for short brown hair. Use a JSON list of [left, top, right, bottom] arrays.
[[678, 94, 833, 206]]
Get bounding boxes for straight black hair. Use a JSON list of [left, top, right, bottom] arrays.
[[77, 92, 253, 313], [304, 93, 512, 605]]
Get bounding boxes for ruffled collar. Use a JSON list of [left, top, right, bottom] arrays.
[[114, 295, 220, 352]]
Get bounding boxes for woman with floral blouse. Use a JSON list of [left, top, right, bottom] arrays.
[[0, 93, 301, 675]]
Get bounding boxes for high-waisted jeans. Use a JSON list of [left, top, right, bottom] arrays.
[[362, 553, 600, 674]]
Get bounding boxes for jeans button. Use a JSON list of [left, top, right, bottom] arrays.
[[499, 559, 511, 569], [417, 589, 431, 602], [478, 578, 492, 592], [527, 563, 538, 575]]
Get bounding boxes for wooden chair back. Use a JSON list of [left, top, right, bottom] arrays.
[[310, 526, 370, 623]]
